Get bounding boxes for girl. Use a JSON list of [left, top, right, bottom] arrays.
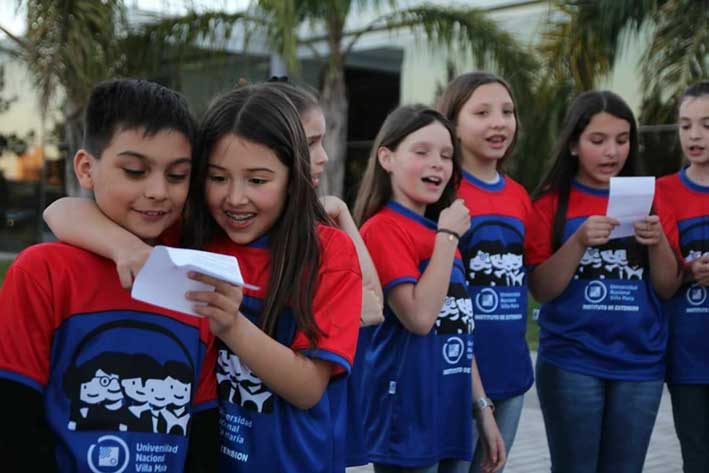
[[526, 90, 682, 473], [46, 84, 363, 472], [656, 80, 709, 473], [354, 104, 505, 473], [437, 72, 533, 473]]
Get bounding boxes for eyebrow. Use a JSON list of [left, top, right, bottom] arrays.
[[207, 163, 275, 173], [117, 151, 191, 165]]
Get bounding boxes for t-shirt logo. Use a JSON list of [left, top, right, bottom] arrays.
[[436, 283, 474, 335], [217, 348, 274, 413], [86, 435, 130, 473], [574, 241, 645, 281]]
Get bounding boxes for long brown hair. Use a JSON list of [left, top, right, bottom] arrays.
[[353, 104, 461, 226], [184, 84, 329, 346]]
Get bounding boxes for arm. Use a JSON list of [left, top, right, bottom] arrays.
[[321, 196, 384, 326], [387, 200, 470, 336], [43, 197, 151, 288], [472, 358, 506, 473], [529, 216, 619, 303], [633, 215, 683, 299]]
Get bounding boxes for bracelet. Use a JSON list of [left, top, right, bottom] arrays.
[[437, 228, 461, 242]]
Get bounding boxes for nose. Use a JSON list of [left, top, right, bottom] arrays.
[[144, 174, 168, 200], [226, 180, 248, 206], [688, 124, 701, 140], [313, 147, 329, 166], [491, 110, 507, 129], [605, 141, 620, 158]]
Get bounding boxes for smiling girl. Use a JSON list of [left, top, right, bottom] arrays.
[[354, 105, 505, 473], [526, 90, 681, 473]]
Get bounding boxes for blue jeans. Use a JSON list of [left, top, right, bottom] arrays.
[[373, 460, 471, 473], [469, 394, 524, 473], [668, 384, 709, 473], [535, 359, 662, 473]]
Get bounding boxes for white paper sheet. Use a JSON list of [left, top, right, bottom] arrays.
[[605, 176, 656, 240], [131, 245, 253, 316]]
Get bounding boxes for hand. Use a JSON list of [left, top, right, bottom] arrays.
[[186, 272, 244, 337], [688, 255, 709, 287], [113, 242, 152, 289], [319, 195, 347, 224], [476, 408, 507, 472], [437, 199, 470, 238], [633, 215, 664, 247], [574, 216, 619, 247]]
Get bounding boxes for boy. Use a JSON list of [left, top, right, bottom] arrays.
[[0, 79, 217, 472]]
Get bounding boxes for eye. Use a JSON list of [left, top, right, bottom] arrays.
[[123, 168, 145, 178], [99, 377, 110, 387], [207, 174, 226, 183], [441, 153, 453, 160], [503, 109, 514, 116], [475, 110, 489, 117], [167, 172, 189, 183], [249, 177, 268, 185]]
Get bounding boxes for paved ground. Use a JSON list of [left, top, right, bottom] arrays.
[[348, 355, 683, 472]]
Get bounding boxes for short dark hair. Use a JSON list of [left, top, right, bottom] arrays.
[[83, 79, 196, 158]]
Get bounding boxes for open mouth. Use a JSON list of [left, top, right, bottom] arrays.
[[688, 145, 706, 154], [421, 176, 443, 186], [225, 211, 255, 223]]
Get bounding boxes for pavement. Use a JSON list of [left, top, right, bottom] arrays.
[[347, 353, 683, 473]]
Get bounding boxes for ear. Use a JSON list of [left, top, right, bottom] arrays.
[[73, 149, 97, 191], [377, 146, 393, 172]]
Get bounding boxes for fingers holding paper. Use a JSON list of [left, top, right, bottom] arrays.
[[186, 272, 244, 336], [575, 216, 620, 247], [633, 215, 663, 246]]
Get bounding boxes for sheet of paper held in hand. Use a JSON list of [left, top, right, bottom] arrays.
[[605, 176, 655, 240], [132, 245, 255, 316]]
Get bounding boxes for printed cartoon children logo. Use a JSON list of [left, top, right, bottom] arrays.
[[574, 239, 646, 281], [87, 435, 130, 473], [435, 282, 474, 335], [461, 220, 525, 288], [63, 352, 192, 435], [217, 347, 274, 413]]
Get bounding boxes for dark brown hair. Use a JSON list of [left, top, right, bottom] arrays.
[[437, 71, 520, 168], [184, 83, 328, 346], [533, 90, 640, 251], [353, 104, 461, 226]]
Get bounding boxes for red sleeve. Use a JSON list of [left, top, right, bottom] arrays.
[[192, 331, 217, 409], [362, 216, 420, 293], [526, 193, 556, 267], [653, 185, 682, 263], [0, 253, 58, 390], [291, 229, 362, 376]]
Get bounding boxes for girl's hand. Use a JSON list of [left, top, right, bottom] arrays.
[[438, 199, 471, 238], [476, 409, 507, 473], [319, 195, 347, 223], [633, 215, 664, 247], [574, 216, 619, 247], [113, 242, 152, 289], [688, 255, 709, 287], [186, 272, 244, 337]]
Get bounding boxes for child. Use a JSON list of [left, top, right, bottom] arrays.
[[182, 83, 362, 472], [47, 83, 362, 472], [656, 80, 709, 473], [526, 90, 682, 473], [354, 104, 505, 473], [437, 72, 533, 473], [0, 79, 218, 472]]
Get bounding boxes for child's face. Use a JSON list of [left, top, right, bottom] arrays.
[[206, 134, 289, 244], [679, 95, 709, 166], [378, 121, 453, 214], [76, 128, 191, 243], [301, 108, 328, 188], [455, 82, 516, 165], [572, 112, 631, 188]]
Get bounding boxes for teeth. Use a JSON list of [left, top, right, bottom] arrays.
[[422, 176, 441, 184], [225, 211, 254, 222]]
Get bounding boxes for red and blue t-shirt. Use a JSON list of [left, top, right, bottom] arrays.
[[361, 201, 475, 467], [207, 224, 361, 473], [0, 242, 217, 472], [657, 168, 709, 384], [526, 180, 675, 381], [457, 170, 534, 400]]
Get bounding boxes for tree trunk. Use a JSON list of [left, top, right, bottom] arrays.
[[319, 58, 348, 198]]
